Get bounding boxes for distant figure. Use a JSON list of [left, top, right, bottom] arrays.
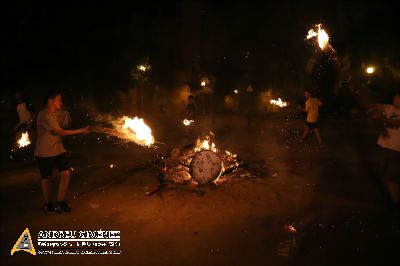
[[297, 89, 323, 146], [184, 95, 196, 137], [373, 90, 400, 212], [245, 85, 255, 127], [15, 92, 32, 131], [35, 90, 89, 213]]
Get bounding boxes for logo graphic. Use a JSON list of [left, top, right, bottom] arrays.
[[11, 228, 36, 255]]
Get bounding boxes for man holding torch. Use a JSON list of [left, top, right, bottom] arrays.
[[297, 89, 323, 146], [35, 90, 89, 213]]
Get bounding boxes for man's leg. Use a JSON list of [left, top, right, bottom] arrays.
[[384, 180, 399, 206], [57, 170, 70, 202], [300, 126, 310, 140], [313, 128, 323, 145], [41, 179, 50, 203]]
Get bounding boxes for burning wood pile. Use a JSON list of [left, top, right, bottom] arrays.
[[146, 132, 269, 195], [161, 132, 240, 185]]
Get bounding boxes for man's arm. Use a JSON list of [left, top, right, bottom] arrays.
[[297, 106, 307, 112], [51, 126, 89, 136], [384, 118, 400, 128]]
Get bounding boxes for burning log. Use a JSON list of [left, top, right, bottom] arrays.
[[145, 132, 246, 196]]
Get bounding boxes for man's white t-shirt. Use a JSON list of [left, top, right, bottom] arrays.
[[377, 104, 400, 152], [35, 111, 66, 157], [16, 103, 32, 124]]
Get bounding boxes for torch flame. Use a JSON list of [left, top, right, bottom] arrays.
[[306, 24, 330, 50], [270, 98, 288, 108], [183, 119, 194, 126], [121, 116, 154, 147], [17, 132, 31, 148], [366, 66, 375, 74]]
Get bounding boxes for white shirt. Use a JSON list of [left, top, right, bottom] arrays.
[[16, 103, 32, 124], [35, 111, 66, 157], [377, 104, 400, 152]]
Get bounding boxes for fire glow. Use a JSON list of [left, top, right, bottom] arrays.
[[306, 24, 330, 50], [183, 119, 194, 126], [164, 132, 239, 185], [270, 98, 288, 108], [17, 132, 31, 148]]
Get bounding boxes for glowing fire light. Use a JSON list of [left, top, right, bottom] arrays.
[[366, 66, 375, 74], [137, 64, 149, 72], [270, 98, 288, 108], [201, 81, 206, 87], [306, 24, 330, 50], [194, 133, 217, 153], [121, 116, 154, 147], [110, 164, 114, 168], [17, 132, 31, 148], [183, 119, 194, 126], [234, 90, 238, 94]]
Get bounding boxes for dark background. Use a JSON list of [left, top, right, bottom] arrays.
[[1, 1, 400, 101]]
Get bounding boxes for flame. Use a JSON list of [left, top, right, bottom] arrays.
[[270, 98, 288, 108], [17, 132, 31, 148], [366, 66, 375, 74], [162, 132, 241, 186], [137, 64, 150, 72], [306, 24, 330, 50], [194, 134, 217, 153], [121, 116, 154, 147], [183, 119, 194, 126]]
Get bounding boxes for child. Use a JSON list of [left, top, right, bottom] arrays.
[[297, 89, 323, 145], [35, 90, 89, 213]]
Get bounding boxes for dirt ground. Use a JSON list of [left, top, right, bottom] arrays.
[[1, 111, 400, 266]]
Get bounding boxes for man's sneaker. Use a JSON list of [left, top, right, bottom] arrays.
[[44, 201, 57, 213], [55, 201, 72, 213]]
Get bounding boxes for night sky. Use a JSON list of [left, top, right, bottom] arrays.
[[2, 1, 400, 93]]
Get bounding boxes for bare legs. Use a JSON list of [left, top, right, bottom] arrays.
[[299, 126, 323, 145], [41, 170, 70, 203], [57, 170, 70, 202]]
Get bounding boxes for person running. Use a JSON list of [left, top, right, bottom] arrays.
[[35, 90, 89, 213], [297, 89, 323, 146]]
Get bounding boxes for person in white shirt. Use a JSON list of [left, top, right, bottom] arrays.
[[15, 92, 32, 130], [374, 91, 400, 211], [297, 90, 323, 146]]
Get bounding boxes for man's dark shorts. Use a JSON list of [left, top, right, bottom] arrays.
[[36, 153, 70, 179], [306, 122, 318, 129], [381, 148, 400, 181]]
